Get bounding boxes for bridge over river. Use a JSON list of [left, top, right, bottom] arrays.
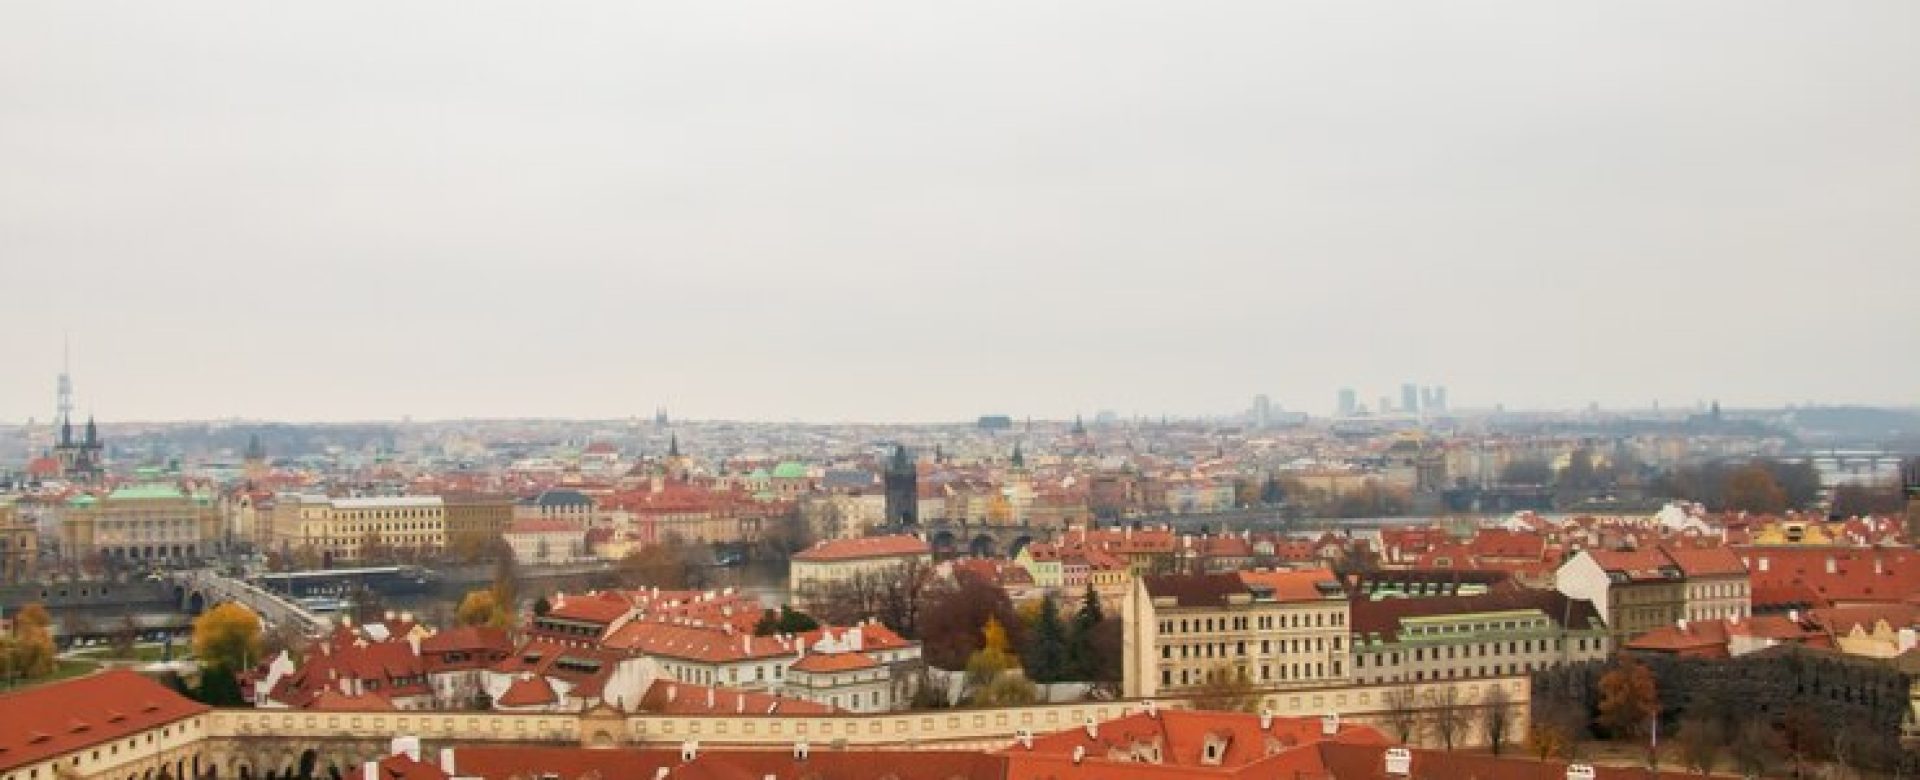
[[168, 570, 332, 634]]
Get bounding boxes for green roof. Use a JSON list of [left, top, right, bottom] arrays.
[[107, 483, 187, 501], [771, 462, 808, 480], [66, 495, 98, 507]]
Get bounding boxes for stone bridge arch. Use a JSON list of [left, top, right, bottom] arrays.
[[923, 521, 1047, 559]]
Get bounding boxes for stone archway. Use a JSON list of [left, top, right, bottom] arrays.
[[186, 591, 208, 614], [1008, 534, 1034, 558], [930, 530, 958, 556], [968, 535, 995, 558], [297, 750, 318, 780]]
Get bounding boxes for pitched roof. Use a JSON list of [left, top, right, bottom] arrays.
[[1142, 573, 1249, 607], [1658, 545, 1746, 577], [635, 680, 837, 715], [1237, 568, 1343, 602], [495, 675, 558, 707], [789, 652, 880, 673], [0, 670, 210, 773], [439, 745, 1003, 780], [793, 534, 931, 562], [1349, 589, 1603, 643]]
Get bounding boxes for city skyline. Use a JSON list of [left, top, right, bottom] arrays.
[[4, 1, 1918, 422]]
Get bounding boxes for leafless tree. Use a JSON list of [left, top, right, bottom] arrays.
[[1674, 715, 1723, 776], [1424, 685, 1472, 751], [1381, 686, 1421, 743], [1481, 685, 1515, 755]]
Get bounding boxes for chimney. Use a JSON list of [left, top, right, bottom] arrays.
[[1071, 747, 1085, 765], [1259, 708, 1272, 730], [1142, 700, 1158, 718], [1790, 609, 1801, 624], [1321, 712, 1340, 736], [1677, 619, 1689, 633], [438, 749, 455, 776], [793, 741, 810, 761], [385, 610, 396, 621], [654, 768, 670, 780], [706, 688, 716, 710], [362, 762, 379, 780], [391, 736, 421, 762], [1901, 628, 1917, 655], [1384, 747, 1413, 776], [1015, 729, 1033, 749], [680, 740, 699, 762], [1084, 717, 1098, 738], [667, 685, 677, 703]]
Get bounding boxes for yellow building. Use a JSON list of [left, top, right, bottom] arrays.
[[60, 483, 223, 565], [1122, 569, 1351, 699], [268, 494, 446, 565]]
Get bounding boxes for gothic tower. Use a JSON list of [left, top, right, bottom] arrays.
[[884, 445, 918, 530]]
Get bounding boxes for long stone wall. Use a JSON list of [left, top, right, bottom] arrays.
[[197, 675, 1528, 772]]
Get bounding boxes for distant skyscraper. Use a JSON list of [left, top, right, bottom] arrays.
[[1432, 386, 1448, 413], [1251, 394, 1272, 428], [1401, 383, 1420, 415], [1337, 388, 1358, 417]]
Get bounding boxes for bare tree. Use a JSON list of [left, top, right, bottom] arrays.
[[1381, 686, 1421, 743], [1424, 685, 1473, 751], [1481, 685, 1515, 755], [1673, 715, 1722, 776]]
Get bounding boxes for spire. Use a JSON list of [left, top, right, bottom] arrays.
[[889, 444, 912, 473], [669, 434, 682, 458], [1072, 414, 1086, 436], [85, 415, 97, 446], [246, 433, 266, 461], [1011, 442, 1025, 469]]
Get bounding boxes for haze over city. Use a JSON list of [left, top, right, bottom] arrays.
[[4, 0, 1918, 422]]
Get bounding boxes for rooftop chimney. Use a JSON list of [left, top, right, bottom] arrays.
[[438, 748, 455, 776], [362, 762, 379, 780], [793, 741, 810, 761], [1084, 717, 1098, 738], [1015, 729, 1033, 749], [1321, 712, 1340, 736], [1071, 747, 1085, 765], [1259, 708, 1273, 730], [1384, 747, 1412, 776], [680, 740, 698, 762]]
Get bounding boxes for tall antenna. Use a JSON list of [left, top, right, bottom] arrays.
[[56, 333, 73, 429]]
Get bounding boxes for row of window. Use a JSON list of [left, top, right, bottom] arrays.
[[1157, 610, 1347, 635], [1354, 636, 1598, 667], [1159, 635, 1343, 661]]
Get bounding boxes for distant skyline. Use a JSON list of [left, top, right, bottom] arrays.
[[4, 1, 1917, 423]]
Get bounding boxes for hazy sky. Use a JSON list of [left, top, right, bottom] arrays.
[[3, 2, 1916, 423]]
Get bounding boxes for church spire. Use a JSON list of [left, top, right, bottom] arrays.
[[84, 415, 97, 446], [1010, 442, 1025, 469], [668, 434, 681, 458]]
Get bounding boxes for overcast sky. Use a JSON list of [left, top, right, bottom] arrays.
[[2, 2, 1916, 423]]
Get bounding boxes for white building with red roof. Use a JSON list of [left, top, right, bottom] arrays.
[[788, 534, 932, 604]]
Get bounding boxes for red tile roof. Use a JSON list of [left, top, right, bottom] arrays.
[[789, 652, 880, 673], [495, 674, 558, 707], [635, 680, 836, 715], [0, 670, 210, 773], [793, 534, 931, 562]]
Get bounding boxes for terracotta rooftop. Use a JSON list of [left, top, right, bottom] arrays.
[[793, 534, 932, 562], [0, 670, 210, 773]]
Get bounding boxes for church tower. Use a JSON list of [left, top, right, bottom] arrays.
[[884, 445, 918, 530], [244, 433, 269, 481]]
